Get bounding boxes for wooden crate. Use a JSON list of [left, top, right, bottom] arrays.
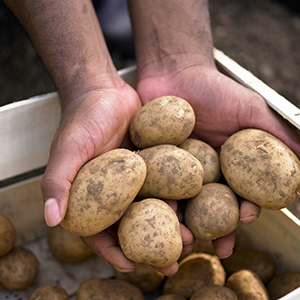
[[1, 51, 300, 299]]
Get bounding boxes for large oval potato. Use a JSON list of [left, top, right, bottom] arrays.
[[220, 128, 300, 210], [0, 213, 16, 257], [185, 183, 239, 241], [179, 138, 221, 184], [118, 198, 182, 268], [60, 148, 147, 236], [48, 225, 95, 263], [138, 145, 204, 200], [28, 284, 69, 300], [190, 285, 238, 300], [130, 95, 195, 149], [163, 252, 226, 299], [0, 247, 39, 290]]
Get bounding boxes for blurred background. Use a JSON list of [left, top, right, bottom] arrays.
[[1, 0, 300, 107]]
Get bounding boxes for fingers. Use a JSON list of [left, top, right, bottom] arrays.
[[180, 223, 194, 254], [239, 198, 261, 225], [212, 231, 235, 259], [82, 231, 136, 273], [152, 262, 179, 277]]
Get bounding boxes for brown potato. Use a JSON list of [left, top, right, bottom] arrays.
[[0, 213, 16, 257], [76, 278, 144, 300], [138, 144, 204, 200], [225, 269, 269, 300], [130, 95, 195, 149], [179, 138, 221, 184], [222, 249, 275, 283], [118, 198, 182, 268], [185, 183, 239, 241], [0, 247, 39, 290], [267, 272, 300, 300], [28, 284, 69, 300], [220, 128, 300, 210], [114, 262, 165, 293], [60, 148, 147, 236], [48, 225, 95, 263], [163, 252, 226, 299], [156, 295, 186, 300], [190, 284, 238, 300]]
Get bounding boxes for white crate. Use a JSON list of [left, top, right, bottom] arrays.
[[0, 52, 300, 299]]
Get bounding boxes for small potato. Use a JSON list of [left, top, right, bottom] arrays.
[[118, 198, 182, 268], [222, 249, 275, 283], [130, 95, 195, 149], [220, 128, 300, 210], [76, 278, 144, 300], [0, 247, 39, 290], [138, 145, 204, 200], [267, 272, 300, 300], [0, 213, 16, 257], [225, 269, 269, 300], [61, 148, 147, 236], [48, 225, 95, 263], [179, 138, 221, 184], [163, 252, 226, 299], [185, 183, 239, 241], [114, 262, 165, 293], [190, 285, 238, 300], [156, 295, 187, 300], [28, 284, 69, 300]]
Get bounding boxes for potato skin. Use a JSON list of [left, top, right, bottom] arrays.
[[225, 269, 269, 300], [76, 278, 144, 300], [222, 249, 275, 283], [0, 214, 16, 257], [61, 148, 147, 236], [163, 252, 226, 299], [179, 138, 221, 184], [138, 145, 204, 200], [185, 183, 239, 241], [130, 95, 195, 149], [28, 284, 69, 300], [48, 225, 95, 263], [267, 272, 300, 300], [220, 128, 300, 210], [156, 295, 187, 300], [0, 247, 39, 290], [118, 198, 182, 268], [190, 285, 238, 300]]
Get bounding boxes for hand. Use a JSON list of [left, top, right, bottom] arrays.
[[136, 63, 300, 258]]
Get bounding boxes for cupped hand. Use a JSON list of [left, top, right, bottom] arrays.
[[136, 64, 300, 258]]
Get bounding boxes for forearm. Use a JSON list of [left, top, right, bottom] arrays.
[[127, 0, 215, 75], [3, 0, 118, 106]]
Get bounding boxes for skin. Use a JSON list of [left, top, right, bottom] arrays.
[[3, 0, 300, 276]]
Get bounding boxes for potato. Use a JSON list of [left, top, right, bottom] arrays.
[[48, 225, 95, 263], [60, 148, 147, 236], [179, 138, 221, 184], [185, 183, 239, 241], [114, 262, 165, 293], [163, 252, 226, 299], [0, 213, 16, 257], [138, 144, 204, 200], [118, 198, 182, 268], [28, 284, 69, 300], [190, 285, 238, 300], [0, 247, 39, 290], [225, 269, 269, 300], [222, 249, 275, 283], [267, 272, 300, 300], [130, 95, 195, 149], [76, 278, 144, 300], [156, 295, 187, 300], [220, 128, 300, 210]]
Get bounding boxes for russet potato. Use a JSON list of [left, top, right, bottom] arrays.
[[60, 148, 147, 236], [28, 284, 69, 300], [190, 284, 238, 300], [118, 198, 182, 268], [0, 213, 16, 257], [130, 95, 195, 149], [220, 128, 300, 210]]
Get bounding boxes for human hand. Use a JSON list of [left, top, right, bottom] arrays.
[[136, 63, 300, 258]]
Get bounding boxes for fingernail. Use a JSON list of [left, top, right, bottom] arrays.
[[240, 215, 258, 225], [219, 249, 233, 259], [114, 266, 135, 273], [44, 198, 61, 227]]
